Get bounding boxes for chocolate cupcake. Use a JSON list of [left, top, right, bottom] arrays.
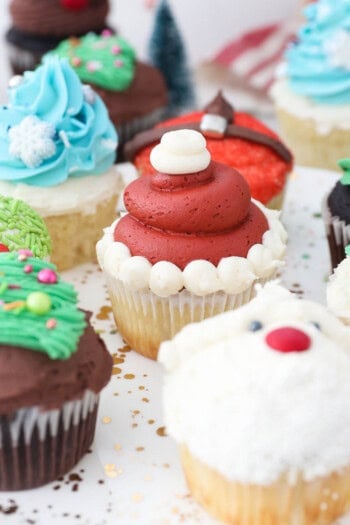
[[0, 251, 112, 490], [48, 32, 168, 150], [124, 92, 293, 209], [323, 158, 350, 269], [6, 0, 110, 74]]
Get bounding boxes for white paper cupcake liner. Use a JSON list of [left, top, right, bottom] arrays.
[[106, 274, 271, 359], [0, 390, 99, 491]]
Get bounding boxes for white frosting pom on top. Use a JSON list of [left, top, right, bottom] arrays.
[[159, 282, 350, 485], [150, 129, 211, 174], [327, 257, 350, 319]]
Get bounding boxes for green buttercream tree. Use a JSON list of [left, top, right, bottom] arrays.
[[148, 0, 196, 115], [339, 158, 350, 185]]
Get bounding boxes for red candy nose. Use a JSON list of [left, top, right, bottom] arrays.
[[0, 244, 9, 253], [60, 0, 89, 10], [265, 327, 311, 353]]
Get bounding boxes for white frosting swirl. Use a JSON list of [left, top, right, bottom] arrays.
[[150, 130, 211, 174], [96, 201, 287, 298], [159, 283, 350, 485], [327, 256, 350, 319]]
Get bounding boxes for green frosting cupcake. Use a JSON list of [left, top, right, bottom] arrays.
[[0, 252, 86, 360], [48, 32, 136, 91], [0, 196, 51, 258]]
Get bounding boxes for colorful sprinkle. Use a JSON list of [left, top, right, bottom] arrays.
[[3, 300, 26, 311], [24, 264, 33, 274], [114, 59, 123, 68], [86, 61, 103, 73], [26, 291, 52, 315], [46, 318, 57, 330], [71, 56, 82, 67], [37, 268, 58, 284], [102, 29, 113, 37], [111, 45, 121, 55]]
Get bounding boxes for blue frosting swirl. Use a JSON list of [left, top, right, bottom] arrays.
[[0, 58, 118, 187], [286, 0, 350, 105]]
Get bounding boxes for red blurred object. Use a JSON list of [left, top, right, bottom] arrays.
[[60, 0, 89, 10], [0, 244, 9, 253]]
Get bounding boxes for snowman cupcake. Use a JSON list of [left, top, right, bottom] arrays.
[[160, 283, 350, 525]]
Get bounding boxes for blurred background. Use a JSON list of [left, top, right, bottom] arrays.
[[0, 0, 298, 104]]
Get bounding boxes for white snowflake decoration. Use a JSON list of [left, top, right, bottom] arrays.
[[324, 29, 350, 71], [8, 115, 56, 168]]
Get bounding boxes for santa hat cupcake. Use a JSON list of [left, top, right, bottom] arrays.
[[124, 92, 293, 209], [159, 283, 350, 525]]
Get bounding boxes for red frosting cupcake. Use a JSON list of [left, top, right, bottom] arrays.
[[97, 129, 287, 359], [124, 92, 293, 209]]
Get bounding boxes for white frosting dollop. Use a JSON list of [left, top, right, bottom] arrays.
[[327, 256, 350, 319], [96, 201, 287, 298], [119, 256, 152, 291], [150, 130, 211, 174], [159, 283, 350, 485]]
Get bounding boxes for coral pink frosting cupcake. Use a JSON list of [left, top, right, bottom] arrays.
[[97, 129, 287, 359]]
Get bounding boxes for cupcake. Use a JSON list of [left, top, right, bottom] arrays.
[[322, 158, 350, 270], [97, 129, 287, 360], [159, 283, 350, 525], [48, 32, 168, 149], [124, 92, 293, 209], [6, 0, 110, 75], [0, 250, 112, 490], [0, 57, 121, 271], [0, 195, 51, 258], [327, 245, 350, 324], [271, 0, 350, 170]]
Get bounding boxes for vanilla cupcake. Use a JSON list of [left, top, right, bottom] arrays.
[[0, 58, 121, 270], [327, 246, 350, 324], [271, 0, 350, 170], [97, 130, 287, 360], [159, 283, 350, 525]]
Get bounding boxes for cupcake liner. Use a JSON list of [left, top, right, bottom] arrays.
[[0, 390, 99, 491], [180, 446, 350, 525], [6, 42, 40, 75], [105, 274, 271, 360], [322, 195, 350, 270], [116, 107, 167, 149]]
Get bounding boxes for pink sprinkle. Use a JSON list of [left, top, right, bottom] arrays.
[[24, 264, 33, 274], [111, 45, 121, 55], [71, 56, 82, 67], [114, 59, 123, 68], [46, 318, 57, 330], [18, 249, 33, 257], [18, 254, 28, 262], [37, 268, 58, 285], [87, 61, 102, 72], [102, 29, 113, 37]]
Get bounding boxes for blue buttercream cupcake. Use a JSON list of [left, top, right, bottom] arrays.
[[0, 57, 121, 270], [271, 0, 350, 170]]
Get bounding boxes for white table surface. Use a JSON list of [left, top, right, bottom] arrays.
[[0, 164, 349, 525]]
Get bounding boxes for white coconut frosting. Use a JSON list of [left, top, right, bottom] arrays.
[[159, 283, 350, 485], [96, 203, 287, 298], [327, 256, 350, 319], [271, 78, 350, 135]]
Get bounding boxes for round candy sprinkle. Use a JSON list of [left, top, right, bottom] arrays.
[[265, 327, 311, 353], [46, 318, 57, 330], [19, 249, 33, 257], [26, 292, 52, 315], [24, 264, 33, 274], [71, 56, 82, 67], [102, 29, 113, 37], [114, 59, 123, 68], [37, 268, 58, 285], [112, 45, 121, 55]]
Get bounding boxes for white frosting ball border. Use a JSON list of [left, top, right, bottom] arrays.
[[96, 200, 287, 298]]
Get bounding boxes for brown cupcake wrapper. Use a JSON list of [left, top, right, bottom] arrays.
[[0, 390, 99, 491], [6, 42, 41, 75], [116, 107, 167, 149], [322, 195, 350, 270]]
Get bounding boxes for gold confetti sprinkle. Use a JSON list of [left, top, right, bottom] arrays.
[[114, 444, 122, 451], [102, 416, 112, 424], [163, 463, 170, 469], [113, 356, 124, 365], [96, 305, 112, 320], [132, 493, 144, 503], [142, 397, 149, 403], [133, 410, 140, 415], [132, 423, 138, 428], [138, 386, 145, 390], [124, 374, 135, 380], [119, 344, 131, 353], [148, 419, 155, 425], [112, 367, 122, 375], [156, 426, 167, 437], [136, 447, 144, 452]]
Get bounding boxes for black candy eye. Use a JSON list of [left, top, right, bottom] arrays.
[[311, 321, 321, 331], [248, 320, 263, 332]]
